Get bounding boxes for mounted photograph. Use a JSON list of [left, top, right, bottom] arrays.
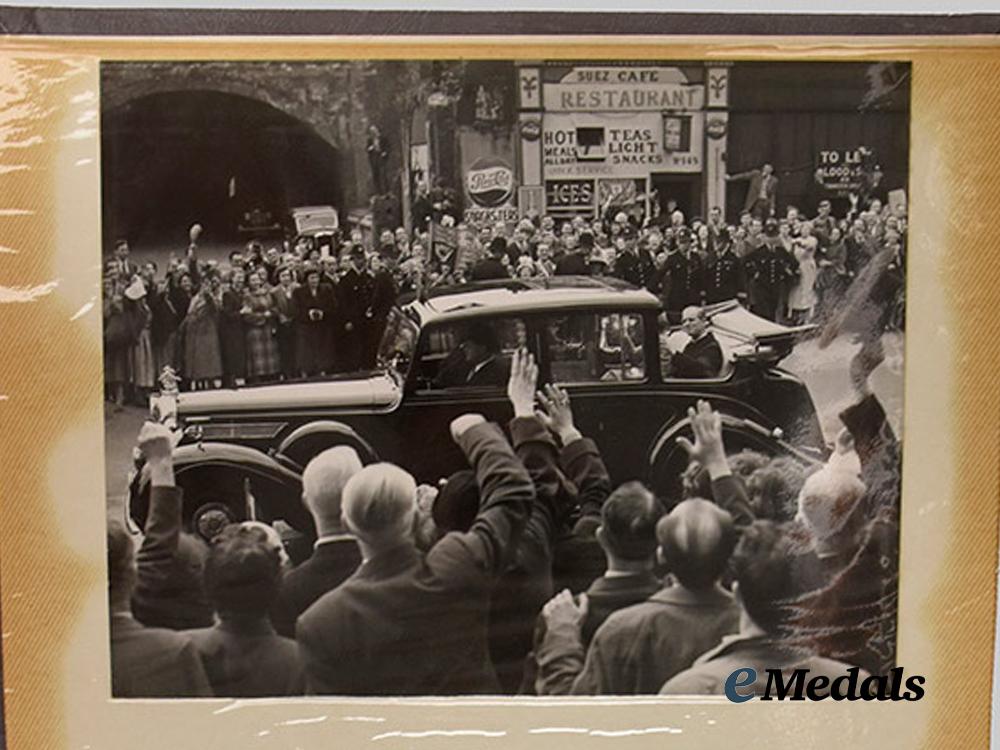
[[99, 58, 909, 698]]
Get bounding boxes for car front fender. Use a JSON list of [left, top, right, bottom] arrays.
[[128, 441, 310, 537]]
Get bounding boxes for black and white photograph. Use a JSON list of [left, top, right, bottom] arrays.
[[100, 58, 908, 698]]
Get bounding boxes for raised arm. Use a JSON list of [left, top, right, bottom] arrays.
[[538, 384, 611, 533], [132, 423, 185, 614], [507, 351, 567, 553], [677, 400, 755, 527], [441, 412, 536, 582]]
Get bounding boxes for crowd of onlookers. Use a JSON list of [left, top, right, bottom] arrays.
[[109, 337, 900, 697], [103, 192, 906, 405]]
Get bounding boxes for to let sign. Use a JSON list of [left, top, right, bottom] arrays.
[[814, 147, 877, 193]]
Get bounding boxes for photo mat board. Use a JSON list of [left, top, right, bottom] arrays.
[[0, 27, 997, 750]]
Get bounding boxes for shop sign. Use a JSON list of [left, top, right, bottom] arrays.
[[520, 118, 542, 141], [466, 157, 516, 208], [814, 147, 877, 193], [544, 66, 705, 112], [542, 112, 702, 177], [545, 179, 595, 210]]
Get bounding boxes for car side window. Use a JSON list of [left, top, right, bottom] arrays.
[[414, 317, 527, 391], [543, 312, 645, 384]]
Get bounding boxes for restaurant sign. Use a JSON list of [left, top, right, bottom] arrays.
[[544, 66, 705, 112]]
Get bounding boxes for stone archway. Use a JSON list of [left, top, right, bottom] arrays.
[[101, 88, 349, 253]]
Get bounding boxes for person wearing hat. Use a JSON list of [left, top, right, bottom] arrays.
[[612, 236, 656, 291], [335, 244, 376, 373], [704, 228, 748, 305], [433, 320, 507, 389], [554, 231, 590, 276], [469, 236, 511, 281], [657, 227, 705, 320], [293, 264, 335, 376], [744, 218, 799, 321]]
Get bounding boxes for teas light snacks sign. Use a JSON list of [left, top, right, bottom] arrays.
[[542, 112, 703, 177]]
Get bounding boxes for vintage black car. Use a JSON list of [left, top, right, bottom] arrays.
[[128, 277, 824, 555]]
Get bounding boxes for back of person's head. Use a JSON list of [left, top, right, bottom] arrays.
[[728, 450, 769, 481], [796, 467, 867, 544], [432, 469, 479, 533], [748, 457, 808, 523], [108, 522, 135, 608], [730, 521, 798, 634], [204, 524, 283, 618], [599, 482, 664, 561], [342, 463, 417, 542], [302, 446, 364, 534], [656, 499, 736, 591]]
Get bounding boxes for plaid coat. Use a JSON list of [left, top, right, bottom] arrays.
[[242, 289, 280, 377]]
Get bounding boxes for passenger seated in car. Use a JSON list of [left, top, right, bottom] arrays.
[[661, 306, 723, 379], [433, 321, 509, 388]]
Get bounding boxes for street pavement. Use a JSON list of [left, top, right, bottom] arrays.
[[103, 331, 905, 521]]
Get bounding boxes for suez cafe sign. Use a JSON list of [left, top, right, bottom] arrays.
[[543, 66, 705, 112]]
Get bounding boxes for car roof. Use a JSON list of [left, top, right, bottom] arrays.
[[404, 276, 661, 325], [290, 205, 337, 214]]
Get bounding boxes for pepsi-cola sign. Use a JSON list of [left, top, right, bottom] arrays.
[[466, 157, 516, 208]]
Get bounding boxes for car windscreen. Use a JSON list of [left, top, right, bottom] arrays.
[[377, 307, 419, 382]]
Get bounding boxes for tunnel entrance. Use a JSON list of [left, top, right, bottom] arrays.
[[101, 90, 344, 257]]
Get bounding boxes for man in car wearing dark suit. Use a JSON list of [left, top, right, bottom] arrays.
[[433, 321, 508, 389], [296, 362, 537, 695], [271, 445, 364, 637], [667, 306, 724, 378]]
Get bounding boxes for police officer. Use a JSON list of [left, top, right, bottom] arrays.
[[744, 218, 798, 321], [658, 227, 705, 321], [704, 228, 748, 305], [613, 236, 657, 292], [336, 244, 376, 373]]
